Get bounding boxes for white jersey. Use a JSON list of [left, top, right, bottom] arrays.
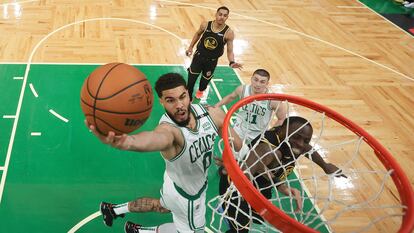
[[234, 85, 273, 144], [159, 104, 219, 196]]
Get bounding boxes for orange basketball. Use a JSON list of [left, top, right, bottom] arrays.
[[80, 63, 153, 135]]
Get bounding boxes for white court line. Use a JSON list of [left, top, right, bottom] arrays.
[[30, 132, 41, 136], [13, 77, 23, 80], [357, 0, 414, 38], [29, 83, 38, 98], [210, 79, 228, 112], [67, 210, 215, 233], [0, 166, 4, 170], [0, 0, 37, 7], [337, 6, 366, 9], [159, 0, 414, 82], [0, 61, 230, 67], [2, 115, 16, 119], [19, 17, 189, 231], [49, 109, 69, 123], [67, 211, 101, 233]]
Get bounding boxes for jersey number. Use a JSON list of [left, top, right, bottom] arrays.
[[245, 114, 258, 124], [202, 151, 212, 173]]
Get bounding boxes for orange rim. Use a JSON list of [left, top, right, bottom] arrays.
[[222, 93, 414, 233]]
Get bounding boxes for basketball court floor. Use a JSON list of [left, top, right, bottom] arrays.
[[0, 1, 413, 233]]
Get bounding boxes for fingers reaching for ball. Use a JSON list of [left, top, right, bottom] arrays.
[[85, 119, 130, 150]]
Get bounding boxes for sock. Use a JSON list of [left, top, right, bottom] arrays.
[[139, 223, 176, 233], [113, 202, 129, 215]]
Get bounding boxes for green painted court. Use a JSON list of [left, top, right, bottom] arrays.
[[0, 64, 328, 232]]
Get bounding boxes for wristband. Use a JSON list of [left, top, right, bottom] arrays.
[[229, 61, 235, 66]]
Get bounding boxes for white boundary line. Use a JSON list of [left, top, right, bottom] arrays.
[[357, 0, 414, 38], [30, 132, 41, 136], [0, 0, 37, 7], [336, 6, 366, 9], [2, 115, 16, 119], [0, 17, 187, 206], [13, 76, 23, 80], [48, 109, 69, 123], [158, 0, 414, 82], [0, 166, 4, 170], [29, 83, 38, 98], [67, 211, 101, 233]]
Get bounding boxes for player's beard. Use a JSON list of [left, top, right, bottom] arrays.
[[167, 105, 192, 127]]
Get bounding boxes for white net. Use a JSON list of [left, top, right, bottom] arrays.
[[208, 97, 409, 233]]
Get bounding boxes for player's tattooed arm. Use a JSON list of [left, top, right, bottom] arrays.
[[128, 197, 170, 213]]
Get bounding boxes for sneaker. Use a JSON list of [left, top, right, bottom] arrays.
[[124, 221, 142, 233], [195, 90, 204, 99], [404, 2, 414, 7], [100, 202, 125, 227]]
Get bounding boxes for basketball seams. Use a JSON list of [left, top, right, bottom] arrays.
[[81, 62, 153, 135], [81, 97, 152, 114], [94, 79, 150, 100], [84, 114, 124, 135], [91, 63, 123, 134]]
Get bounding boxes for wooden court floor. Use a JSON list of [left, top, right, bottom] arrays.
[[0, 0, 413, 232]]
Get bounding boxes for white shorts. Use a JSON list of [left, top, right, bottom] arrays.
[[160, 172, 206, 233]]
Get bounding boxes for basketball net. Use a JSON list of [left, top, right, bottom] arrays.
[[208, 94, 414, 233]]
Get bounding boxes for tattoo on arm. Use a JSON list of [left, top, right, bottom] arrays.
[[128, 197, 170, 213]]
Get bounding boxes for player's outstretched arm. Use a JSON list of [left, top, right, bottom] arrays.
[[214, 85, 242, 108], [305, 145, 347, 178], [87, 120, 175, 153], [208, 106, 242, 152], [270, 100, 287, 126], [277, 184, 303, 212], [185, 21, 207, 56], [244, 143, 281, 178], [225, 29, 242, 69]]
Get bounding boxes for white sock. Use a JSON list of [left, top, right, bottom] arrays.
[[139, 223, 176, 233], [113, 203, 129, 215]]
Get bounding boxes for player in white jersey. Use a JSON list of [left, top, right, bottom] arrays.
[[87, 73, 241, 233], [214, 69, 287, 145]]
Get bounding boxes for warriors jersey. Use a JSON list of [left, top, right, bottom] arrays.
[[196, 21, 230, 59], [234, 85, 273, 144], [159, 104, 219, 196], [251, 126, 298, 182]]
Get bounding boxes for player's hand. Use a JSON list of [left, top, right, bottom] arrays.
[[214, 156, 224, 166], [185, 49, 193, 57], [324, 163, 347, 178], [85, 120, 130, 150], [230, 62, 243, 70], [290, 188, 303, 212]]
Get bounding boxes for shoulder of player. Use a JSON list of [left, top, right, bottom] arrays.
[[156, 122, 182, 138], [199, 21, 208, 30], [224, 27, 234, 40], [231, 85, 243, 97], [206, 106, 225, 127], [269, 99, 283, 109]]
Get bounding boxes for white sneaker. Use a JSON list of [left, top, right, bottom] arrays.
[[404, 2, 414, 7]]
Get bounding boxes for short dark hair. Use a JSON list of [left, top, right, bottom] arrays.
[[217, 6, 230, 14], [253, 69, 270, 80], [282, 116, 312, 130], [155, 73, 187, 97]]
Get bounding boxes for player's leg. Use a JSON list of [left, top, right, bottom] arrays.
[[100, 197, 170, 227], [187, 52, 203, 100], [196, 58, 218, 99], [219, 173, 251, 233]]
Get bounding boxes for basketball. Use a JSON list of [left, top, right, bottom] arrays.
[[80, 62, 153, 135]]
